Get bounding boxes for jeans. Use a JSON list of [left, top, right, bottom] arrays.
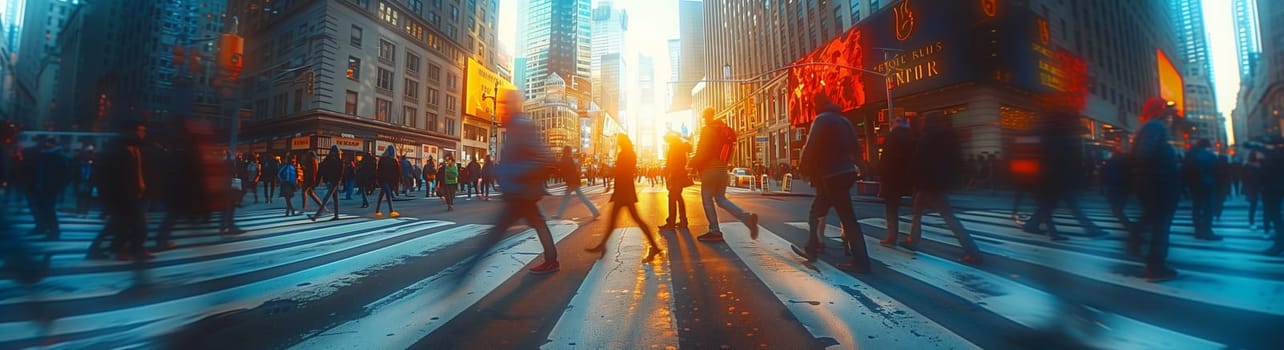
[[1134, 187, 1177, 268], [344, 179, 356, 199], [700, 168, 747, 232], [555, 187, 599, 218], [808, 172, 868, 259], [1190, 186, 1215, 236]]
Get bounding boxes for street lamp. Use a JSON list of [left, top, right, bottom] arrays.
[[481, 84, 499, 159]]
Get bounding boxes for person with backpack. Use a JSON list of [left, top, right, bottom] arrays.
[[278, 154, 300, 216], [424, 156, 438, 198], [690, 107, 759, 242]]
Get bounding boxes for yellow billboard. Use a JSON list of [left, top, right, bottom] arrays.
[[1156, 49, 1184, 117], [466, 58, 516, 119]]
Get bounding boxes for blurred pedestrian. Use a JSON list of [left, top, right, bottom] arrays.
[[401, 155, 414, 195], [356, 154, 375, 208], [28, 137, 69, 240], [878, 117, 915, 248], [309, 146, 344, 221], [343, 156, 357, 200], [154, 119, 217, 249], [789, 94, 870, 272], [261, 155, 279, 204], [587, 135, 662, 261], [424, 156, 438, 198], [300, 151, 322, 211], [1244, 151, 1265, 230], [1182, 138, 1222, 240], [1103, 149, 1140, 236], [245, 153, 261, 203], [440, 155, 459, 210], [481, 155, 495, 200], [72, 146, 98, 216], [461, 90, 560, 275], [1261, 137, 1284, 255], [1214, 154, 1231, 220], [904, 113, 982, 265], [659, 132, 693, 230], [554, 146, 598, 219], [373, 146, 401, 218], [466, 157, 481, 199], [98, 122, 152, 261], [1022, 113, 1105, 240], [278, 154, 300, 216], [1129, 98, 1181, 281], [690, 107, 759, 242]]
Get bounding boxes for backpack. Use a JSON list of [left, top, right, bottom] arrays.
[[717, 124, 736, 163], [278, 164, 297, 185]]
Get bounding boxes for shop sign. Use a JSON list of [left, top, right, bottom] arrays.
[[290, 136, 311, 150], [333, 137, 363, 151]]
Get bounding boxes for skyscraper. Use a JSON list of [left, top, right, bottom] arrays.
[[591, 0, 627, 123], [666, 38, 681, 110], [1241, 0, 1284, 140], [1235, 0, 1262, 79], [1169, 0, 1225, 147], [16, 0, 80, 128], [672, 0, 703, 112], [521, 0, 591, 101]]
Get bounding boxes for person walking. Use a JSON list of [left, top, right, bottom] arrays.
[[299, 151, 322, 211], [458, 90, 560, 275], [373, 146, 401, 218], [690, 107, 759, 242], [788, 95, 871, 272], [586, 135, 662, 262], [659, 132, 693, 230], [261, 155, 279, 204], [245, 153, 262, 204], [356, 154, 375, 208], [278, 154, 300, 216], [1261, 137, 1284, 255], [343, 157, 357, 200], [1182, 138, 1223, 240], [466, 157, 481, 199], [878, 118, 915, 248], [1129, 98, 1182, 281], [1021, 113, 1105, 240], [1244, 151, 1265, 231], [903, 112, 983, 265], [424, 157, 438, 198], [29, 138, 70, 240], [401, 155, 414, 195], [480, 155, 495, 200], [553, 146, 599, 219], [99, 122, 152, 261], [309, 146, 344, 221], [440, 155, 459, 210]]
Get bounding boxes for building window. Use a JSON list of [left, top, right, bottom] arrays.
[[403, 106, 418, 127], [350, 25, 363, 47], [404, 79, 419, 99], [348, 0, 368, 8], [444, 117, 457, 135], [409, 0, 422, 13], [406, 52, 420, 73], [379, 2, 399, 25], [273, 93, 287, 117], [345, 90, 358, 115], [445, 25, 456, 40], [378, 40, 395, 64], [376, 98, 391, 121], [426, 111, 438, 131], [447, 73, 458, 90], [377, 68, 395, 92], [293, 89, 303, 113], [347, 57, 361, 80], [427, 64, 441, 83], [427, 87, 440, 105], [450, 5, 458, 19], [445, 95, 457, 112]]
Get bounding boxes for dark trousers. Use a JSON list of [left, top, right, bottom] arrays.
[[1025, 191, 1103, 237], [107, 199, 148, 256], [807, 172, 869, 261], [1108, 189, 1138, 234], [263, 181, 277, 203], [1248, 191, 1262, 227], [1263, 190, 1283, 240], [908, 190, 980, 255], [1190, 186, 1215, 236], [479, 198, 557, 262], [884, 194, 907, 241], [1133, 188, 1177, 268], [374, 183, 395, 213], [665, 187, 687, 225], [314, 181, 341, 218], [29, 191, 60, 238]]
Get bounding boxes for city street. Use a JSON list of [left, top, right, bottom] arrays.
[[1, 181, 1280, 349]]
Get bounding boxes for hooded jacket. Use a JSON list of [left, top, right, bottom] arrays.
[[800, 104, 858, 179], [497, 113, 553, 200], [318, 145, 343, 184], [377, 146, 401, 188]]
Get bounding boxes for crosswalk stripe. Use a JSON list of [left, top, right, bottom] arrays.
[[0, 220, 451, 308], [542, 228, 678, 350], [0, 221, 497, 347], [289, 221, 580, 350], [951, 211, 1273, 253], [856, 217, 1284, 317], [791, 222, 1226, 350], [718, 222, 979, 349]]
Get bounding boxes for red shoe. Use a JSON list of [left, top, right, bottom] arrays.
[[529, 260, 560, 275]]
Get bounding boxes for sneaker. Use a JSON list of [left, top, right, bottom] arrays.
[[529, 260, 560, 275], [390, 211, 400, 218], [745, 213, 760, 240], [1142, 265, 1178, 282], [697, 232, 725, 242], [834, 261, 871, 273], [374, 212, 383, 218]]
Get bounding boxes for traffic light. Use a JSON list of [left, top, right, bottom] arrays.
[[218, 33, 244, 81]]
